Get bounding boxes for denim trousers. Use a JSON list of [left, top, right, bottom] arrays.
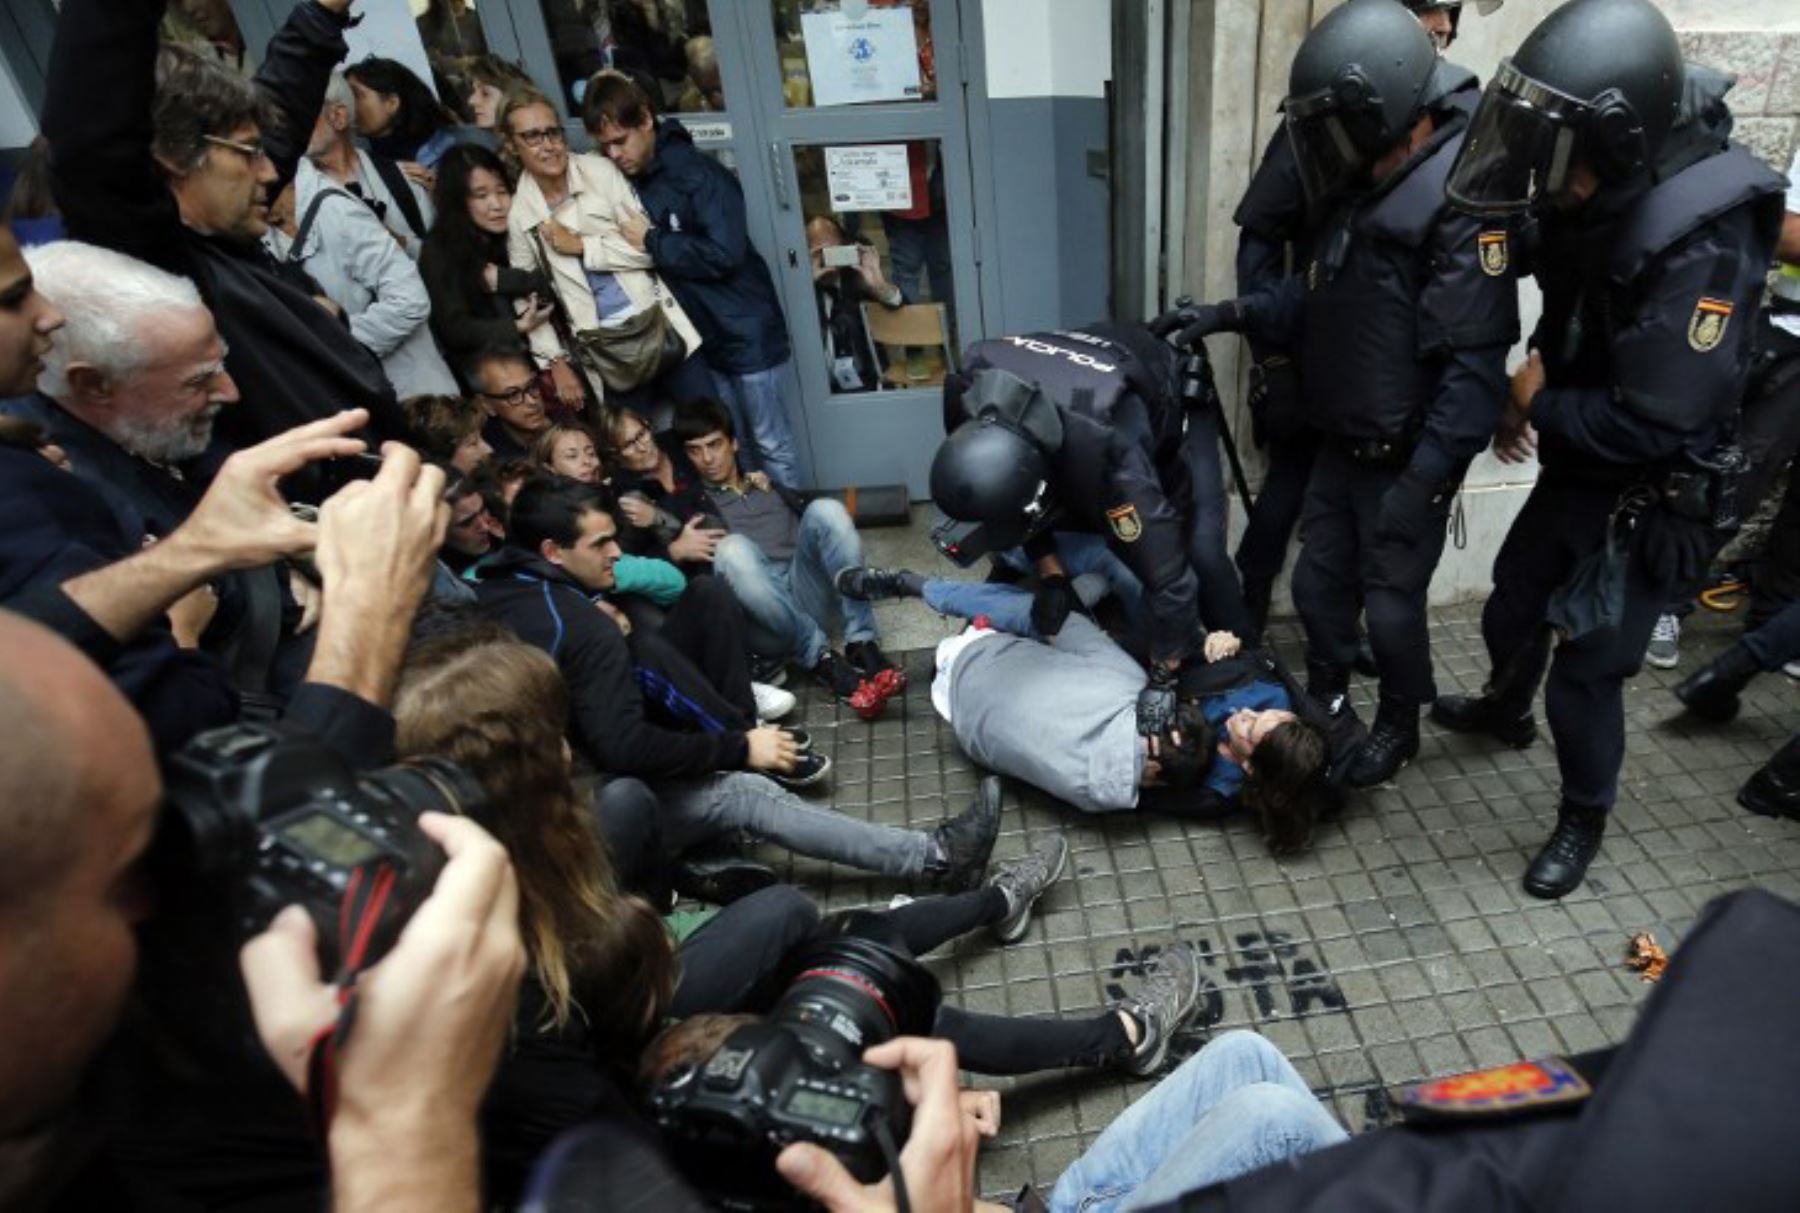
[[652, 771, 930, 877], [997, 532, 1147, 627], [713, 499, 877, 669], [1048, 1031, 1347, 1213], [709, 360, 802, 488]]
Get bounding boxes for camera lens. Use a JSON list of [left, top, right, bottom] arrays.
[[772, 920, 941, 1054]]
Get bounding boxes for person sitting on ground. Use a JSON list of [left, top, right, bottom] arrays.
[[344, 56, 483, 175], [841, 566, 1332, 851], [673, 396, 904, 711], [283, 76, 461, 399], [299, 68, 434, 253], [468, 345, 555, 459], [806, 213, 901, 394], [419, 144, 556, 377], [532, 421, 605, 485], [406, 391, 495, 474], [601, 403, 724, 565]]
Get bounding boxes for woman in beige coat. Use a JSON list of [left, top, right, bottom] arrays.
[[501, 91, 707, 409]]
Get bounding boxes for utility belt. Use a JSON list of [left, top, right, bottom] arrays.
[[1332, 429, 1418, 472], [1650, 441, 1748, 533]]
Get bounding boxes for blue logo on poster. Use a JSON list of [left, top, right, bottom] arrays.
[[849, 37, 876, 62]]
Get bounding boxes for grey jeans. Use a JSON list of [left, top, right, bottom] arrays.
[[653, 772, 931, 876]]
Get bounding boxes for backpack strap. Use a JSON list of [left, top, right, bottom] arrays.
[[368, 153, 429, 241], [288, 186, 354, 265]]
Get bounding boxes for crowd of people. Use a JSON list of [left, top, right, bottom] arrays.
[[1, 0, 1798, 1209]]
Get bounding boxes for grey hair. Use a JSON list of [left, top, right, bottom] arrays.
[[323, 70, 354, 118], [25, 241, 208, 399]]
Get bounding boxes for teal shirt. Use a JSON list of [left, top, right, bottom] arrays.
[[612, 555, 687, 606]]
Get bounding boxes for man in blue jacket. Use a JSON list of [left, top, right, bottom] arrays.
[[583, 73, 803, 488]]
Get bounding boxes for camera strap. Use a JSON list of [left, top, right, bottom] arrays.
[[302, 861, 401, 1139]]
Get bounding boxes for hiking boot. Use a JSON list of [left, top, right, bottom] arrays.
[[770, 749, 832, 791], [752, 680, 796, 722], [1674, 642, 1760, 724], [988, 835, 1070, 944], [835, 566, 925, 602], [1346, 695, 1420, 788], [846, 639, 906, 691], [811, 650, 865, 703], [1739, 738, 1800, 822], [671, 857, 779, 905], [1114, 941, 1204, 1077], [1431, 692, 1537, 748], [1522, 807, 1606, 900], [1644, 612, 1681, 669], [928, 775, 1003, 892], [1305, 658, 1353, 721]]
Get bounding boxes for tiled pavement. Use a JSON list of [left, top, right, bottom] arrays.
[[744, 594, 1799, 1199]]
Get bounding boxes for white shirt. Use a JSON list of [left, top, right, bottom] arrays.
[[929, 624, 997, 723]]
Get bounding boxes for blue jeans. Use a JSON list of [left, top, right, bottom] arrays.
[[709, 360, 802, 488], [997, 532, 1147, 625], [1048, 1031, 1347, 1213], [713, 499, 876, 669]]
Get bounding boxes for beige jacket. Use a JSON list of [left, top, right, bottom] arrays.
[[507, 152, 701, 398]]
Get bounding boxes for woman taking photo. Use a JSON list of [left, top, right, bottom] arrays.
[[419, 144, 556, 378], [500, 87, 711, 411]]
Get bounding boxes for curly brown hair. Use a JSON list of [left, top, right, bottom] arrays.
[[1240, 718, 1330, 855]]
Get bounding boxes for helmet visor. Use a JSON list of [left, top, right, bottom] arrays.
[[1284, 91, 1372, 205], [1447, 60, 1586, 215]]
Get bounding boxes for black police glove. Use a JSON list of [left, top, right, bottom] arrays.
[[1031, 573, 1076, 638], [1136, 663, 1180, 737], [1637, 506, 1720, 588], [1148, 300, 1242, 347]]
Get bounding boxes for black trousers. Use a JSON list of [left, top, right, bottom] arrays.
[[1235, 431, 1320, 589], [1479, 477, 1678, 813], [671, 885, 1131, 1075], [632, 574, 759, 731], [1178, 402, 1259, 640], [1291, 444, 1455, 705]]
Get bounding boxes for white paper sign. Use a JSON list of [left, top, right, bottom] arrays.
[[823, 144, 914, 211], [800, 8, 923, 108]]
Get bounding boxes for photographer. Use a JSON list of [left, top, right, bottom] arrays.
[[807, 214, 900, 394]]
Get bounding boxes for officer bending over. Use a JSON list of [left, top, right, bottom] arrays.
[[1165, 0, 1519, 788], [1434, 0, 1786, 899]]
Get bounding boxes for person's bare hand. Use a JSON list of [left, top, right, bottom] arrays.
[[239, 812, 525, 1130], [1203, 631, 1241, 663], [617, 494, 658, 528], [289, 568, 323, 634], [515, 295, 556, 335], [777, 1037, 982, 1213], [167, 582, 219, 647], [1510, 350, 1545, 416], [313, 0, 354, 15], [313, 442, 449, 621], [313, 294, 343, 319], [481, 263, 501, 293], [1493, 403, 1537, 465], [174, 410, 369, 571], [856, 245, 891, 292], [547, 359, 586, 408], [746, 725, 799, 774], [958, 1089, 1001, 1140], [668, 514, 724, 563], [746, 470, 773, 492], [398, 160, 436, 193], [619, 210, 651, 251], [542, 218, 584, 258]]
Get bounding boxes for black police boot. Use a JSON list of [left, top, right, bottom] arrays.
[[1522, 806, 1606, 900], [1242, 578, 1274, 636], [1674, 642, 1761, 724], [1431, 690, 1537, 748], [1305, 657, 1353, 721], [1346, 694, 1420, 787], [1738, 737, 1800, 822]]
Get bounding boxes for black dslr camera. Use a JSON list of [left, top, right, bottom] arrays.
[[160, 722, 483, 976], [650, 918, 941, 1211]]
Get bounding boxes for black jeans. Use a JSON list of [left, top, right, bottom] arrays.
[[672, 886, 1132, 1074], [1235, 431, 1319, 589], [632, 574, 759, 732]]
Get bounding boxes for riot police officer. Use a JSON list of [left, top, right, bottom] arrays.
[[930, 321, 1256, 735], [1434, 0, 1786, 899], [1166, 0, 1519, 789]]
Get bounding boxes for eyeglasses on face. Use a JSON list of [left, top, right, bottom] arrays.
[[513, 125, 568, 149], [480, 382, 542, 406], [202, 133, 270, 163], [617, 427, 654, 452]]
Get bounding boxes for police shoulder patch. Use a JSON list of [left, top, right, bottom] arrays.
[[1478, 230, 1509, 278], [1391, 1057, 1591, 1120], [1106, 503, 1143, 543], [1689, 297, 1733, 353]]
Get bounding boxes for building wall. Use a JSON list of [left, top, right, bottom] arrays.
[[978, 0, 1111, 336]]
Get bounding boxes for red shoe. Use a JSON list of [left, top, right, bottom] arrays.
[[849, 677, 889, 721]]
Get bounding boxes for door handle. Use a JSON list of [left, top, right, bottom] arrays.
[[768, 142, 791, 210]]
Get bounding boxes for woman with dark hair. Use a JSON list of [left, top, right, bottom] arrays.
[[419, 143, 555, 374], [344, 55, 487, 171]]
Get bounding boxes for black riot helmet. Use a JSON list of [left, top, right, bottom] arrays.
[[930, 370, 1061, 556], [1401, 1, 1503, 51], [1446, 0, 1684, 216], [1282, 0, 1440, 205]]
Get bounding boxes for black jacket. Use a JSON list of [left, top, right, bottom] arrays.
[[634, 121, 791, 374], [42, 0, 409, 481], [471, 547, 750, 778], [418, 227, 549, 373]]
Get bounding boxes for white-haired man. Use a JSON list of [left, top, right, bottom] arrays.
[[302, 70, 434, 254]]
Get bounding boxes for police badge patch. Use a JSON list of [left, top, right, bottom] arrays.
[[1478, 231, 1509, 277], [1106, 504, 1143, 543], [1688, 297, 1732, 353]]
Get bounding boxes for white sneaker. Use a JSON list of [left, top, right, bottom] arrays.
[[1785, 660, 1800, 680], [1645, 613, 1681, 669], [753, 680, 796, 721]]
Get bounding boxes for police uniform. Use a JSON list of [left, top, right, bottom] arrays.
[[950, 323, 1256, 661], [1467, 142, 1784, 818]]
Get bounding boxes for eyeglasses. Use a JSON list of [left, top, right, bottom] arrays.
[[479, 382, 542, 407], [512, 125, 568, 149], [617, 427, 654, 453], [202, 133, 270, 163]]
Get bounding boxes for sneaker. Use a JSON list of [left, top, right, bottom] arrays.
[[671, 857, 779, 905], [928, 775, 1003, 891], [835, 566, 924, 602], [1645, 613, 1681, 669], [750, 653, 788, 688], [988, 835, 1070, 944], [1115, 941, 1204, 1077], [778, 725, 813, 753], [770, 749, 832, 791], [752, 680, 796, 721], [811, 650, 865, 703], [1785, 660, 1800, 680], [846, 639, 906, 691]]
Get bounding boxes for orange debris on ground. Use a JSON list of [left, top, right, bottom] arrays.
[[1625, 932, 1669, 983]]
